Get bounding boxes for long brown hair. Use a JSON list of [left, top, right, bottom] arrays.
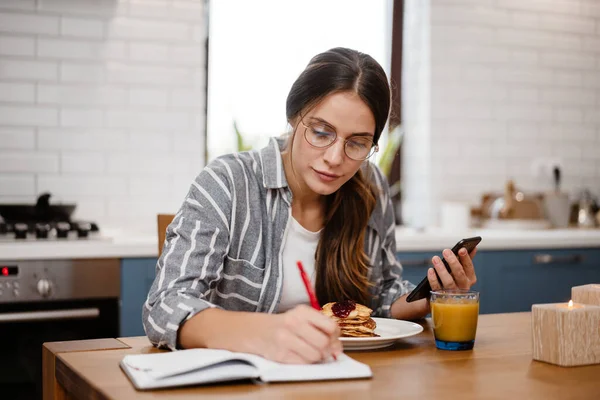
[[285, 48, 391, 305]]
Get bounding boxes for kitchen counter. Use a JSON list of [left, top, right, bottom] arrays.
[[1, 227, 600, 260], [0, 228, 157, 260], [393, 227, 600, 251]]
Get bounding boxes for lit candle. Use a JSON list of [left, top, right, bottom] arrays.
[[532, 300, 600, 367], [562, 300, 583, 309], [572, 284, 600, 307]]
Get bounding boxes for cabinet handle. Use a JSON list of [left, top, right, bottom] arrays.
[[400, 259, 432, 267], [533, 254, 583, 265]]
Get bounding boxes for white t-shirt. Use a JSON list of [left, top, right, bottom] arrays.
[[278, 217, 322, 313]]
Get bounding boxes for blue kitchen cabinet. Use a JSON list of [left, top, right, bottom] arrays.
[[397, 248, 600, 315], [480, 248, 600, 314], [395, 251, 437, 284], [121, 248, 600, 334], [120, 258, 157, 337]]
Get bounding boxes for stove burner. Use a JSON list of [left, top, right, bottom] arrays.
[[0, 220, 101, 241], [76, 222, 91, 238], [35, 223, 51, 239], [56, 222, 71, 238], [14, 223, 28, 240]]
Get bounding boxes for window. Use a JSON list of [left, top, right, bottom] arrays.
[[206, 0, 394, 160]]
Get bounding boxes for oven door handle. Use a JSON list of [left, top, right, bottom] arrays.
[[0, 308, 100, 323]]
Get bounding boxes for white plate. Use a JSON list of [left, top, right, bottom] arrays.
[[340, 318, 424, 351]]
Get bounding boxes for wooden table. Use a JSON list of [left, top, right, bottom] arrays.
[[43, 313, 599, 400]]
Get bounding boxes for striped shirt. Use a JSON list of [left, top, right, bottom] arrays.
[[143, 136, 415, 350]]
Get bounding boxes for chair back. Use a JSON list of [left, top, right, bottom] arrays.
[[157, 214, 175, 257]]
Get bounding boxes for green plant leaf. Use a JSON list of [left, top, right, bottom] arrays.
[[233, 120, 252, 152], [377, 125, 403, 178]]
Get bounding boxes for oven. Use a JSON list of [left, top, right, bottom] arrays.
[[0, 259, 120, 400]]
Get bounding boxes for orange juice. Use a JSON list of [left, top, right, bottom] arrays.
[[431, 301, 479, 342]]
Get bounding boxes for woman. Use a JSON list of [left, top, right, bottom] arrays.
[[143, 47, 477, 364]]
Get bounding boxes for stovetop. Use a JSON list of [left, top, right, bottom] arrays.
[[0, 221, 103, 241]]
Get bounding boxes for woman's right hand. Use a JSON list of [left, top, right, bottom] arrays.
[[252, 304, 342, 364], [178, 305, 342, 364]]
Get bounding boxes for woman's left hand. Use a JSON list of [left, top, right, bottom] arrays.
[[427, 247, 477, 291]]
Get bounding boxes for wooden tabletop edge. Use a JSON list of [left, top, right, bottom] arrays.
[[44, 338, 131, 355]]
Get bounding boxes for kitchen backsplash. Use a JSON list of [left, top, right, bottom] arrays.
[[402, 0, 600, 228], [0, 0, 206, 231]]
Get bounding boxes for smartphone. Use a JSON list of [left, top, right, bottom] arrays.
[[405, 236, 482, 303]]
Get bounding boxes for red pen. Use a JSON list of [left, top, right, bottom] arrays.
[[296, 261, 338, 361], [296, 261, 320, 310]]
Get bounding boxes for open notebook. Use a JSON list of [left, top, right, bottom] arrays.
[[120, 348, 372, 390]]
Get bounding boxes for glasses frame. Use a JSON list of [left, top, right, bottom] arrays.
[[299, 118, 378, 161]]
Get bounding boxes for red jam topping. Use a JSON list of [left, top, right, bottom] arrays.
[[332, 300, 356, 318]]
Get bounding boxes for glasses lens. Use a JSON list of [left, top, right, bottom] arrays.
[[345, 137, 375, 160], [305, 123, 336, 148]]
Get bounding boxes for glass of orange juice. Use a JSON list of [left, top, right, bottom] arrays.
[[430, 290, 479, 351]]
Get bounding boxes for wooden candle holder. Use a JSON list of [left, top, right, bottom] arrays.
[[572, 284, 600, 307], [532, 302, 600, 367]]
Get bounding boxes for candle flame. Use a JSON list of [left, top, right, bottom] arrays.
[[568, 300, 574, 308]]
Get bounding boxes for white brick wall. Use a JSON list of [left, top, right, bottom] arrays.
[[403, 0, 600, 227], [0, 36, 36, 56], [0, 0, 206, 231], [0, 128, 35, 149], [401, 0, 433, 229]]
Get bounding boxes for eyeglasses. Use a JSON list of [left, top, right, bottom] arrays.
[[300, 118, 378, 161]]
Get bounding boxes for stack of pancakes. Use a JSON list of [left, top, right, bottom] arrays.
[[322, 301, 379, 338]]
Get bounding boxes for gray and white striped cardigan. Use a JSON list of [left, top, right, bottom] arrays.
[[143, 136, 415, 350]]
